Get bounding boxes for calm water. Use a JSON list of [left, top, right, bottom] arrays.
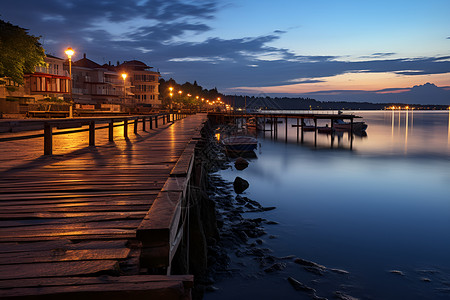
[[206, 110, 450, 300]]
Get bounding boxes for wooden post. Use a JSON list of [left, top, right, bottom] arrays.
[[149, 116, 153, 130], [134, 118, 138, 134], [296, 118, 299, 142], [124, 119, 128, 138], [44, 122, 52, 155], [275, 117, 278, 138], [142, 117, 146, 131], [155, 115, 158, 128], [314, 118, 317, 147], [163, 114, 166, 125], [109, 119, 114, 142], [301, 119, 304, 143], [285, 116, 288, 143], [350, 118, 354, 150], [270, 116, 273, 136], [89, 120, 95, 146]]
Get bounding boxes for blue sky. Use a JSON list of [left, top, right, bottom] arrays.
[[1, 0, 449, 103]]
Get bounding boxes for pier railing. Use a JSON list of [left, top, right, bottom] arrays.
[[0, 112, 192, 155]]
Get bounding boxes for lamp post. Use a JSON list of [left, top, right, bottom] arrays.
[[169, 87, 173, 111], [65, 47, 74, 118], [121, 73, 127, 104]]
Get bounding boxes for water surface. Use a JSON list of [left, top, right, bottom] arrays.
[[206, 110, 450, 300]]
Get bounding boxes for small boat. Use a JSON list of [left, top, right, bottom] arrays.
[[317, 125, 333, 134], [333, 119, 368, 132], [246, 117, 264, 130], [222, 136, 258, 152]]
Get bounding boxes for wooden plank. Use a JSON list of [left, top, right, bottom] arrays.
[[0, 260, 120, 280], [0, 281, 186, 300], [137, 192, 182, 246], [0, 275, 194, 289], [0, 240, 128, 254], [0, 248, 130, 265], [0, 220, 141, 234]]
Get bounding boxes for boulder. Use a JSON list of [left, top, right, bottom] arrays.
[[233, 177, 249, 194], [234, 157, 249, 170]]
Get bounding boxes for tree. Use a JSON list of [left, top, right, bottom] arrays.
[[0, 20, 46, 85]]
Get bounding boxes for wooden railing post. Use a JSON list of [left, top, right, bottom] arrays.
[[44, 122, 53, 155], [142, 117, 146, 131], [124, 119, 128, 138], [109, 119, 114, 142], [89, 120, 95, 146], [155, 115, 158, 128], [163, 114, 166, 125], [134, 117, 138, 134], [149, 116, 153, 130]]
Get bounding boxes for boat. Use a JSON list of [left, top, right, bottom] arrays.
[[333, 119, 368, 132], [246, 117, 264, 130], [222, 136, 258, 152], [317, 125, 333, 134]]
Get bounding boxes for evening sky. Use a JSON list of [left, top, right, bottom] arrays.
[[1, 0, 449, 103]]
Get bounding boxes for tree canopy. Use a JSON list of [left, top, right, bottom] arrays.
[[0, 19, 46, 85]]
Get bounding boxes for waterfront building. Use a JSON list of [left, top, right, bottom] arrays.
[[115, 60, 161, 108], [69, 54, 124, 106], [1, 54, 70, 101]]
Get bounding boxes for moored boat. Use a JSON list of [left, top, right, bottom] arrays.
[[246, 117, 264, 130], [333, 119, 368, 132], [222, 136, 258, 152]]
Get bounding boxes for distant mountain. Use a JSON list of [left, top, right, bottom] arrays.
[[305, 83, 450, 105], [224, 83, 449, 110], [404, 83, 449, 104]]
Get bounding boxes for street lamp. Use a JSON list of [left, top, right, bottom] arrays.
[[65, 47, 74, 118], [121, 73, 127, 104], [169, 87, 173, 110]]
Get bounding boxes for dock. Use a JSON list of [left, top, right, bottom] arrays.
[[0, 113, 208, 299], [209, 111, 364, 149]]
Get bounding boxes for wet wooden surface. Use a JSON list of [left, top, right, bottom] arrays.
[[0, 113, 207, 299]]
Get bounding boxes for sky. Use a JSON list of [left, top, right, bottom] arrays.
[[1, 0, 450, 104]]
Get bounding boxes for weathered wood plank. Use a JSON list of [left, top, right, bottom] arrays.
[[0, 260, 120, 280], [0, 281, 186, 300], [0, 248, 130, 265], [0, 274, 193, 290], [0, 240, 128, 254]]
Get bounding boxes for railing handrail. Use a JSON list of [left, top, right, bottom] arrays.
[[0, 112, 195, 155]]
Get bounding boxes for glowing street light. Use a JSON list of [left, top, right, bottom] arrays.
[[121, 73, 127, 103], [65, 47, 75, 118], [169, 87, 173, 110]]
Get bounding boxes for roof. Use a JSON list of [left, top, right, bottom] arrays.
[[119, 60, 153, 70], [45, 54, 64, 60], [73, 57, 102, 69]]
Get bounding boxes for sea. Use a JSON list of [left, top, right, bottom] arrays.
[[205, 110, 450, 300]]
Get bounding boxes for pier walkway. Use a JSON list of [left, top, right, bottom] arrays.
[[0, 113, 208, 299]]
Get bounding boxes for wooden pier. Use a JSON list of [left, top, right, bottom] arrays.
[[0, 113, 207, 299], [209, 111, 363, 149]]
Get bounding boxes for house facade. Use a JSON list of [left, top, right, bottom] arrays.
[[1, 55, 70, 101], [116, 60, 161, 108], [69, 54, 124, 105]]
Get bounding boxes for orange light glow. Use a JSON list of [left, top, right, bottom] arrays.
[[65, 47, 74, 58]]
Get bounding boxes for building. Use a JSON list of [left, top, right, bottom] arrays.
[[1, 54, 70, 101], [116, 60, 161, 108], [69, 54, 124, 106]]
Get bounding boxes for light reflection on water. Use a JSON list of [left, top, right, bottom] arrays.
[[208, 111, 450, 300]]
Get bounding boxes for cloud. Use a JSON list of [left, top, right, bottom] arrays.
[[1, 0, 449, 98]]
